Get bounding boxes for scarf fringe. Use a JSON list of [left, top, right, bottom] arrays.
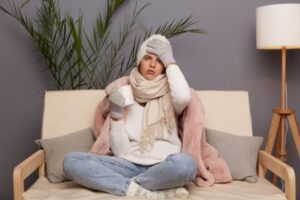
[[139, 106, 176, 153]]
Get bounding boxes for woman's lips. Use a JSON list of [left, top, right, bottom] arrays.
[[147, 70, 155, 75]]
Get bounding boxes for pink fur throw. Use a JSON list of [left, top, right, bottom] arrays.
[[89, 77, 232, 187], [178, 89, 232, 186]]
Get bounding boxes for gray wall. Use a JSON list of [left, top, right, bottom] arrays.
[[1, 0, 300, 199]]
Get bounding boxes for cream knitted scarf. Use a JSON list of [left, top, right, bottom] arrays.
[[129, 67, 176, 153]]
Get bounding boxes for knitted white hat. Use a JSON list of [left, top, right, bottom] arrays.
[[136, 34, 169, 66]]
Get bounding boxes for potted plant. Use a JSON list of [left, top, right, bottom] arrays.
[[0, 0, 205, 89]]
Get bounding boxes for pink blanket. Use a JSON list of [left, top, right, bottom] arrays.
[[89, 77, 232, 187]]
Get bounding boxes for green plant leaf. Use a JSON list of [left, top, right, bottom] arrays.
[[0, 0, 205, 89]]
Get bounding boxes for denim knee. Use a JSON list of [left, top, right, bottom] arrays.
[[168, 153, 197, 182], [63, 152, 87, 177]]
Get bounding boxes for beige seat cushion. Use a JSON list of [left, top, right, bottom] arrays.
[[187, 177, 286, 200], [24, 176, 286, 200]]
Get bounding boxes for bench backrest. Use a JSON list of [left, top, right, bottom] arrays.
[[41, 90, 253, 139]]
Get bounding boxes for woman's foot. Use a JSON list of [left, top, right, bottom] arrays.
[[163, 187, 189, 199], [126, 181, 189, 199]]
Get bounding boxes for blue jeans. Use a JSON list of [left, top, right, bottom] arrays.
[[63, 152, 197, 196]]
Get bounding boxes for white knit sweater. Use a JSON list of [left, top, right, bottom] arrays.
[[109, 64, 191, 165]]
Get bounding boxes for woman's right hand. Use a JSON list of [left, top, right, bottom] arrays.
[[109, 87, 126, 120]]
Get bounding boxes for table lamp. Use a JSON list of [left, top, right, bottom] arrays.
[[256, 4, 300, 164]]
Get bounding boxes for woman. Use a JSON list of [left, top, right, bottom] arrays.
[[63, 34, 196, 199]]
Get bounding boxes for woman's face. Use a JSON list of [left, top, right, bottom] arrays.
[[139, 53, 164, 80]]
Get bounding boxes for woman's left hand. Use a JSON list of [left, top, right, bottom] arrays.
[[146, 38, 176, 67]]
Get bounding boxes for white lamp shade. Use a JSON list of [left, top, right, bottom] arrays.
[[256, 4, 300, 49]]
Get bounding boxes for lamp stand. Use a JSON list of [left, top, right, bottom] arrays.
[[265, 47, 300, 184]]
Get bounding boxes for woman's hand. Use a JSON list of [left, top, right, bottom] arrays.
[[108, 87, 126, 120], [108, 86, 134, 120], [146, 38, 176, 67]]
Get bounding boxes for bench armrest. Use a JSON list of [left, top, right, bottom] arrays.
[[258, 150, 295, 200], [13, 150, 45, 200]]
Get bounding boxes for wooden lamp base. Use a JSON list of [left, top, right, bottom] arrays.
[[265, 108, 300, 184], [265, 108, 300, 157]]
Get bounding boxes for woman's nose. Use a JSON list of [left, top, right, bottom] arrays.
[[150, 59, 155, 67]]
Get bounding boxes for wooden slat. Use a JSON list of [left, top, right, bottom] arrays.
[[13, 150, 45, 200], [258, 151, 296, 200]]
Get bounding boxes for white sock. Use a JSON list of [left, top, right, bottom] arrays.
[[163, 187, 189, 199], [126, 180, 164, 199], [126, 181, 189, 199]]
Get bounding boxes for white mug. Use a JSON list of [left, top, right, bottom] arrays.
[[117, 85, 134, 106]]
